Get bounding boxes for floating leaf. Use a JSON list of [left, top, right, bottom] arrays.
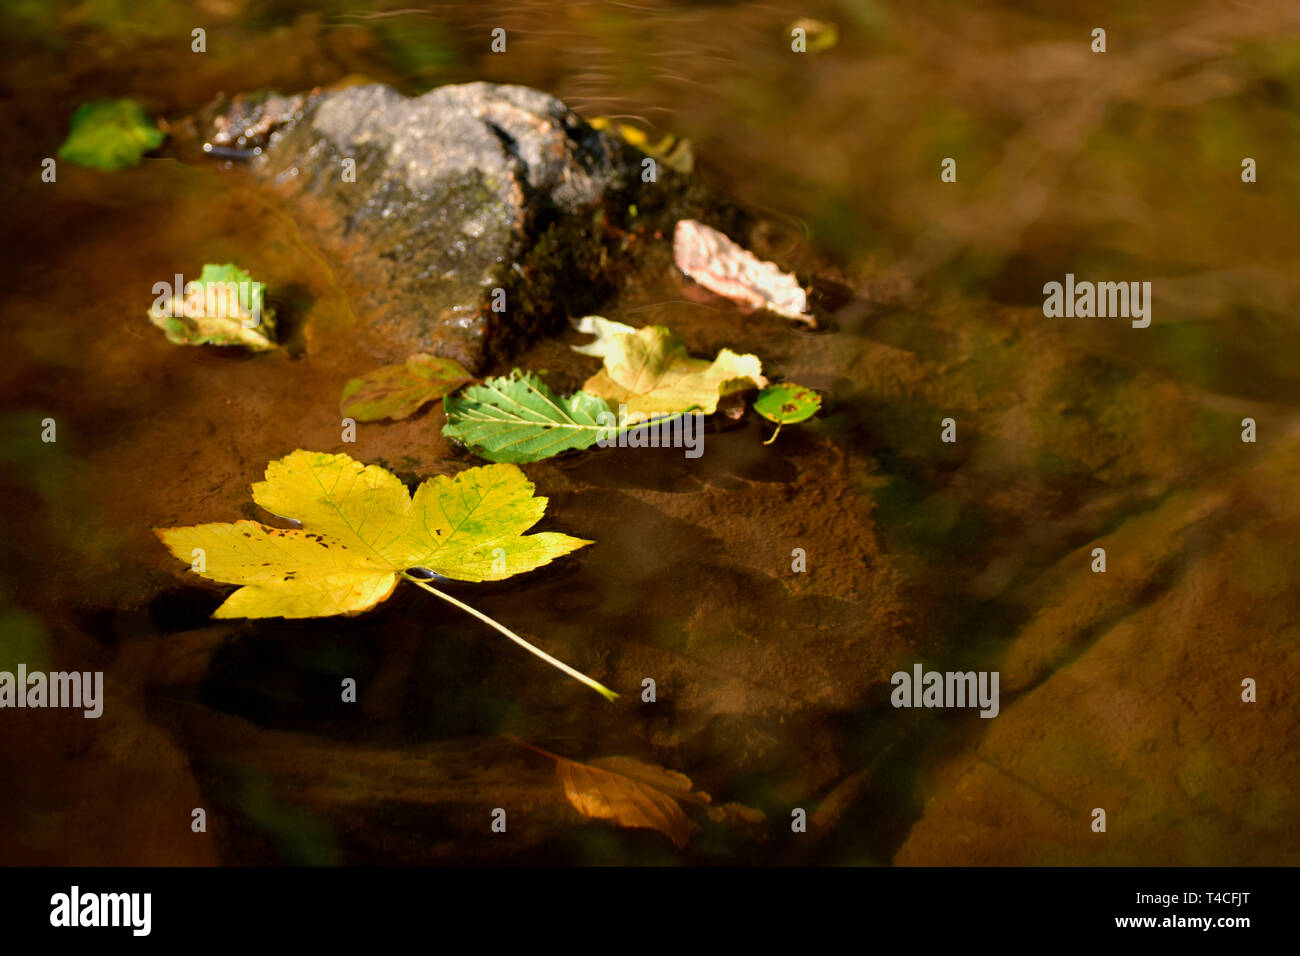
[[147, 262, 277, 350], [159, 450, 588, 607], [442, 370, 613, 463], [558, 757, 702, 847], [754, 383, 822, 444], [157, 450, 615, 699], [57, 99, 165, 171], [754, 383, 821, 424], [341, 354, 472, 422], [571, 315, 766, 422], [589, 116, 693, 174], [513, 738, 710, 847], [673, 219, 814, 327]]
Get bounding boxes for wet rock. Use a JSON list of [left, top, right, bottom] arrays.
[[177, 83, 643, 371]]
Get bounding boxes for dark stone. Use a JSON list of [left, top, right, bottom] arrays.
[[177, 83, 645, 371]]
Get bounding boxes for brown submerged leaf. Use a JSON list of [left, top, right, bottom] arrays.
[[556, 755, 709, 848], [510, 738, 715, 847]]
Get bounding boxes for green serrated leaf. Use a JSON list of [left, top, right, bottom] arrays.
[[57, 99, 165, 171], [341, 354, 472, 422], [443, 370, 613, 463]]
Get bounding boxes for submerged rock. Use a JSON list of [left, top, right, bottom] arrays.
[[176, 82, 644, 371], [893, 433, 1300, 866]]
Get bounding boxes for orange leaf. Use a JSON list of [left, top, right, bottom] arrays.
[[555, 755, 707, 848]]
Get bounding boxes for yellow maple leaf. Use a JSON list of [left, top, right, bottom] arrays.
[[157, 520, 400, 619], [156, 450, 615, 699]]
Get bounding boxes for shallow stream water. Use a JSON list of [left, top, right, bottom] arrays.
[[1, 0, 1298, 865]]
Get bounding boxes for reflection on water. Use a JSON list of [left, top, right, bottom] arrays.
[[1, 1, 1298, 865]]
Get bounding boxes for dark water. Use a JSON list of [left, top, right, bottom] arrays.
[[1, 1, 1298, 865]]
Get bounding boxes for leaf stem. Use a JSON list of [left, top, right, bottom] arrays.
[[401, 573, 619, 701], [763, 421, 783, 445]]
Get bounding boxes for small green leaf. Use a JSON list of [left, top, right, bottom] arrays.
[[443, 370, 612, 463], [754, 383, 822, 425], [341, 354, 472, 422], [754, 383, 822, 444], [195, 263, 268, 317], [147, 262, 277, 350], [57, 99, 165, 171]]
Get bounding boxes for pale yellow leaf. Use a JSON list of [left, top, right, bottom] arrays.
[[571, 316, 766, 422], [673, 219, 815, 326]]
